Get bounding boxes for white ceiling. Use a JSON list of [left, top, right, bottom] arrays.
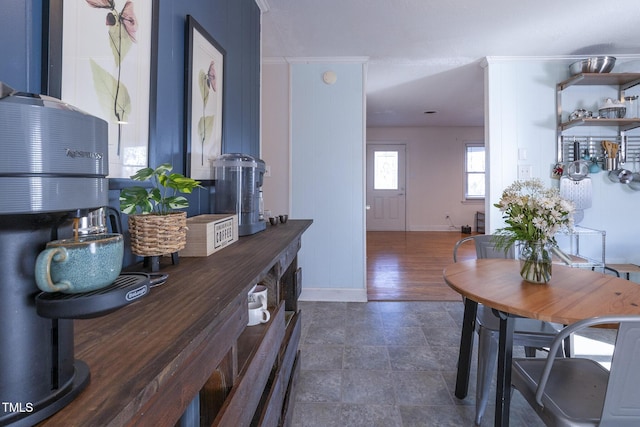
[[260, 0, 640, 127]]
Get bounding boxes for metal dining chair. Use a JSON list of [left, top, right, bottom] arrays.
[[512, 315, 640, 427], [453, 235, 564, 425]]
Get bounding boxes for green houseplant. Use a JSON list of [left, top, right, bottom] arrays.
[[120, 164, 202, 215], [120, 164, 202, 257]]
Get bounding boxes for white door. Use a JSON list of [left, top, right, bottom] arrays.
[[366, 144, 406, 231]]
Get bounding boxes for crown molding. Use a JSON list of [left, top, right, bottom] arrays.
[[263, 57, 288, 65], [285, 56, 369, 64], [255, 0, 270, 13]]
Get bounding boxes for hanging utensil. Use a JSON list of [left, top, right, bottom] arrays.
[[628, 155, 640, 191], [566, 161, 589, 181], [560, 141, 592, 224], [608, 163, 632, 183], [565, 141, 590, 181], [616, 135, 633, 183], [603, 138, 633, 183]]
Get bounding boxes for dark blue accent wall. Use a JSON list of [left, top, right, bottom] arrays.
[[0, 0, 260, 162], [0, 0, 44, 92], [0, 0, 261, 264], [148, 0, 261, 216], [151, 0, 261, 168]]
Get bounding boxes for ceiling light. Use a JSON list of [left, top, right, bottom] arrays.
[[322, 71, 337, 85]]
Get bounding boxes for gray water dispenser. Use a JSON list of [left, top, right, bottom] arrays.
[[213, 153, 266, 236]]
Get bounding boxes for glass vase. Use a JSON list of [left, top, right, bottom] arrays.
[[519, 241, 552, 284]]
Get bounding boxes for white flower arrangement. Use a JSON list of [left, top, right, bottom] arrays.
[[493, 179, 575, 283], [493, 178, 575, 251]]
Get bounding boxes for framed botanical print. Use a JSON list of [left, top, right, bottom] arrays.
[[185, 15, 225, 181], [43, 0, 158, 180]]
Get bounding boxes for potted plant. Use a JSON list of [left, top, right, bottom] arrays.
[[492, 178, 575, 283], [120, 164, 202, 257]]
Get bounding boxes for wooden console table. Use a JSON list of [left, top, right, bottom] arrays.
[[39, 219, 312, 427]]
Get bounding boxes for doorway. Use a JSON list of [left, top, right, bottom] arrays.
[[365, 144, 406, 231]]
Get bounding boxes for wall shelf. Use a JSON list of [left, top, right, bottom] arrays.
[[558, 73, 640, 91], [559, 118, 640, 132], [557, 73, 640, 164]]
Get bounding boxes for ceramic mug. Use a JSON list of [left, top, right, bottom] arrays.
[[247, 301, 270, 326], [248, 284, 268, 310], [35, 234, 124, 294]]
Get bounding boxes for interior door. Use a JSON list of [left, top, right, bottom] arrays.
[[366, 144, 406, 231]]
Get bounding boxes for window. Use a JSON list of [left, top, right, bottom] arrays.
[[373, 151, 398, 190], [465, 143, 485, 199]]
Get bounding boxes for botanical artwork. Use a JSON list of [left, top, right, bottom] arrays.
[[187, 18, 224, 180], [196, 61, 217, 167], [62, 0, 153, 179]]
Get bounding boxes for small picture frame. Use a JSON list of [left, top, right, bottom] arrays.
[[185, 15, 225, 181]]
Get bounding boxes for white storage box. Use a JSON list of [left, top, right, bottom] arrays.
[[180, 214, 238, 257]]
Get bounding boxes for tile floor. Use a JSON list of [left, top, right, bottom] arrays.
[[290, 300, 615, 427]]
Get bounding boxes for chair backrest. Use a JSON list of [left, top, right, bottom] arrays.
[[453, 235, 514, 262], [473, 235, 514, 260], [601, 319, 640, 425], [535, 315, 640, 426]]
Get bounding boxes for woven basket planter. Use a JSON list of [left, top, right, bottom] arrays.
[[128, 211, 188, 257]]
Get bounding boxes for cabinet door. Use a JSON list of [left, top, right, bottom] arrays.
[[213, 303, 285, 427], [253, 310, 301, 426]]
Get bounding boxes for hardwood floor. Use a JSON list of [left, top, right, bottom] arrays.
[[366, 231, 478, 301]]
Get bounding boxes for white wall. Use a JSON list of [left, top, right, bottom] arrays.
[[289, 59, 367, 302], [261, 61, 290, 216], [366, 127, 484, 231], [485, 56, 640, 271], [262, 55, 640, 299], [485, 58, 564, 231]]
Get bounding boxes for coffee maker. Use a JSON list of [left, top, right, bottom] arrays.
[[0, 83, 144, 426], [212, 153, 266, 236]]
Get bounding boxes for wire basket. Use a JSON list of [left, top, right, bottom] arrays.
[[128, 211, 188, 256]]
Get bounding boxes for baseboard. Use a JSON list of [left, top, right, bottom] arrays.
[[408, 225, 460, 232], [368, 226, 463, 232], [299, 287, 368, 302]]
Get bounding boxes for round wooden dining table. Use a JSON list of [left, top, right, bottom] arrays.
[[444, 258, 640, 427]]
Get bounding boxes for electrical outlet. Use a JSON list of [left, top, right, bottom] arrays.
[[518, 164, 532, 180]]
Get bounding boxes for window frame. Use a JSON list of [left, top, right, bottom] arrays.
[[464, 142, 485, 200]]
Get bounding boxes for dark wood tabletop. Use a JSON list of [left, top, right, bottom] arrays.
[[39, 219, 312, 427]]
